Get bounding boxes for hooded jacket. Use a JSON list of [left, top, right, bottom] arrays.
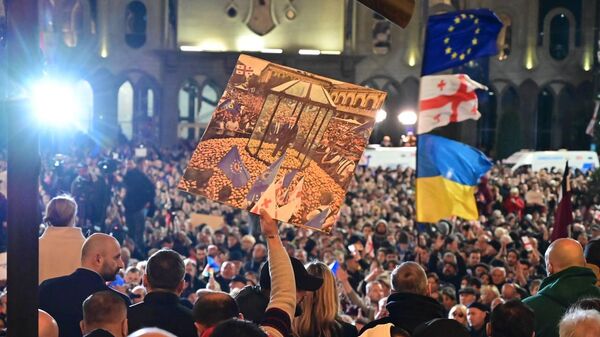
[[359, 292, 445, 335], [523, 266, 600, 337]]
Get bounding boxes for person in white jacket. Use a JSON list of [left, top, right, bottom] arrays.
[[39, 195, 86, 284]]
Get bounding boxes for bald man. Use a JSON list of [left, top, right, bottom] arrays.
[[39, 310, 59, 337], [523, 238, 600, 337], [360, 262, 445, 335], [40, 233, 130, 337]]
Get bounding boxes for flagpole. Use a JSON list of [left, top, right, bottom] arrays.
[[414, 2, 431, 231]]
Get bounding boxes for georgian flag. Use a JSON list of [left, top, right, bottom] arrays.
[[250, 179, 278, 218], [417, 74, 487, 134]]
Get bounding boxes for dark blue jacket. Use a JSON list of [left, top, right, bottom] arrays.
[[127, 292, 197, 337], [39, 268, 131, 337]]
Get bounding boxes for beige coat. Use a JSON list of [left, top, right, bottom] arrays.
[[39, 226, 86, 284]]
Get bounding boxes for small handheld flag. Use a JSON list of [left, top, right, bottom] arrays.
[[217, 146, 250, 188], [329, 260, 340, 276], [218, 98, 242, 116], [550, 162, 573, 242], [305, 207, 330, 229]]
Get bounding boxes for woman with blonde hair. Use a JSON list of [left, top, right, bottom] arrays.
[[293, 262, 358, 337], [449, 304, 468, 326]]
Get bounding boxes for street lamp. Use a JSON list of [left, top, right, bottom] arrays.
[[397, 110, 417, 125], [32, 79, 80, 128], [375, 109, 387, 123]]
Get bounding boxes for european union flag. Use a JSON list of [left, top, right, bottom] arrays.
[[422, 9, 502, 75], [217, 146, 250, 188], [218, 98, 241, 116], [416, 134, 492, 223]]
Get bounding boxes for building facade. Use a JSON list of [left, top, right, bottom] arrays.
[[8, 0, 599, 159]]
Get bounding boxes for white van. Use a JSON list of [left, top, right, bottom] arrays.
[[360, 146, 416, 169], [504, 150, 599, 173]]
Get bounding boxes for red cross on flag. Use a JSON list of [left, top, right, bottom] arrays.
[[417, 74, 487, 134], [250, 178, 278, 218]]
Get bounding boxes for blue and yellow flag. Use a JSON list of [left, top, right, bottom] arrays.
[[422, 9, 502, 75], [416, 134, 492, 223]]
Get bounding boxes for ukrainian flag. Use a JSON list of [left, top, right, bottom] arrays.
[[416, 134, 492, 223]]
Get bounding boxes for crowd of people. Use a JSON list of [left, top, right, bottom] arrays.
[[1, 135, 600, 337]]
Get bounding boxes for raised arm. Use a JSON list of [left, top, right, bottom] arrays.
[[259, 210, 296, 337]]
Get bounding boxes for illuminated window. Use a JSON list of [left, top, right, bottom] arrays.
[[197, 82, 219, 125], [118, 81, 134, 140], [146, 89, 154, 117]]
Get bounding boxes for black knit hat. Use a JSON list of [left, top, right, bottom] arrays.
[[259, 256, 323, 291], [468, 302, 491, 313]]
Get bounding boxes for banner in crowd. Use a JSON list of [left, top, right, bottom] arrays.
[[417, 74, 487, 134], [179, 54, 386, 233], [416, 134, 492, 223]]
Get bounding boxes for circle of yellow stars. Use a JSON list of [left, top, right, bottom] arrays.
[[444, 13, 480, 61]]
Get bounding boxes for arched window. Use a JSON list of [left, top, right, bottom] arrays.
[[496, 87, 521, 159], [498, 14, 512, 61], [372, 13, 391, 55], [477, 90, 497, 153], [366, 99, 374, 110], [197, 82, 220, 125], [354, 98, 363, 108], [537, 88, 554, 150], [178, 79, 199, 121], [344, 97, 352, 106], [361, 76, 402, 144], [549, 14, 569, 60], [118, 81, 134, 140], [125, 1, 147, 48], [178, 79, 220, 139], [73, 80, 93, 133], [146, 89, 154, 117]]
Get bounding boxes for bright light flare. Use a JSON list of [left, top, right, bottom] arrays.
[[375, 109, 387, 123], [398, 110, 417, 125], [32, 79, 80, 128]]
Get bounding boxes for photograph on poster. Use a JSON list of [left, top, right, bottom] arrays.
[[179, 54, 386, 233]]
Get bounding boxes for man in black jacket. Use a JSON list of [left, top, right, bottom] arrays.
[[127, 249, 196, 337], [359, 262, 445, 335], [123, 158, 155, 250], [40, 234, 130, 337], [81, 291, 128, 337]]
